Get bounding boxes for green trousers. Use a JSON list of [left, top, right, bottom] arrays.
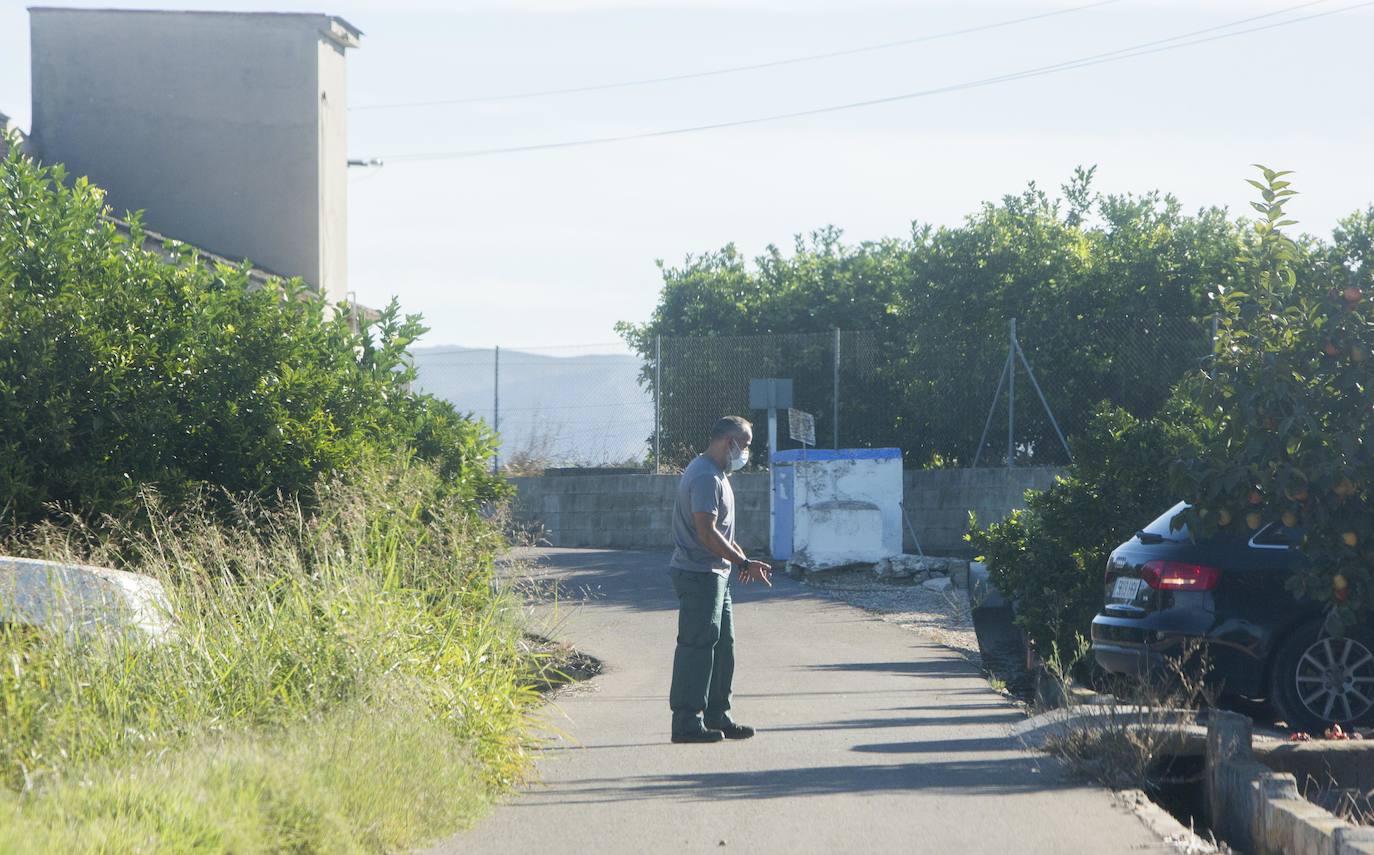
[[668, 568, 734, 733]]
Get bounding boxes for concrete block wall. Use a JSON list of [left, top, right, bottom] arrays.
[[902, 466, 1062, 556], [510, 472, 770, 552], [509, 465, 1062, 556]]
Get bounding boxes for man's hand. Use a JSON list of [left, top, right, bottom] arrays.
[[739, 559, 773, 587]]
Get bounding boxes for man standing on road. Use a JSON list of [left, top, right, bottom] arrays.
[[669, 415, 773, 744]]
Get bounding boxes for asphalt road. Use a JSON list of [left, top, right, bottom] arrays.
[[430, 548, 1171, 855]]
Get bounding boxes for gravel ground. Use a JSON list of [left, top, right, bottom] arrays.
[[798, 568, 982, 666]]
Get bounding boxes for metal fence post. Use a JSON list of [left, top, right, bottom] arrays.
[[1013, 329, 1072, 463], [654, 335, 662, 474], [493, 345, 500, 475], [1007, 319, 1016, 468], [833, 327, 841, 450]]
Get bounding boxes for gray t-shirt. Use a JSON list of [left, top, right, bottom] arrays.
[[669, 454, 735, 576]]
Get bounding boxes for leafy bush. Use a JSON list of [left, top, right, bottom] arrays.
[[1176, 168, 1374, 628], [0, 142, 505, 524], [969, 399, 1203, 659]]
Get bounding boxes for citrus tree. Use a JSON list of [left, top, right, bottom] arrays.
[[620, 170, 1239, 468], [1175, 167, 1374, 632], [0, 138, 506, 525]]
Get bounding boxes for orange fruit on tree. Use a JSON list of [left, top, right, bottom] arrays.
[[1336, 478, 1357, 498], [1344, 532, 1360, 548], [1335, 574, 1349, 590], [1345, 286, 1363, 304], [1218, 509, 1233, 526], [1326, 342, 1341, 357], [1249, 489, 1263, 505], [1354, 347, 1368, 364], [1282, 511, 1298, 528], [1247, 512, 1263, 530]]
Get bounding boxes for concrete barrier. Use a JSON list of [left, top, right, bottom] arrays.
[[1255, 740, 1374, 795], [0, 556, 173, 641], [509, 465, 1062, 555], [1205, 712, 1374, 855]]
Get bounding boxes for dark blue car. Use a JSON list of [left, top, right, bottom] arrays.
[[1092, 501, 1374, 733]]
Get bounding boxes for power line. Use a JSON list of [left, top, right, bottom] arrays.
[[365, 0, 1362, 164], [351, 0, 1123, 112], [413, 346, 632, 358]]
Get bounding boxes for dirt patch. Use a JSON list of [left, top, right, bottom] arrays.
[[522, 634, 604, 695]]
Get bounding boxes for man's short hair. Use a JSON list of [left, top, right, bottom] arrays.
[[709, 415, 752, 442]]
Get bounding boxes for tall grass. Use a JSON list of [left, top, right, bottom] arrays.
[[0, 457, 542, 851], [0, 702, 492, 853]]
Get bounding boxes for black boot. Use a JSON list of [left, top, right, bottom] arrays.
[[704, 716, 755, 740], [672, 725, 725, 744]]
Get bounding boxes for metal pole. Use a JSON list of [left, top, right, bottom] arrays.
[[1007, 319, 1016, 468], [654, 335, 662, 474], [768, 407, 778, 560], [972, 349, 1012, 468], [1014, 338, 1072, 463], [493, 345, 500, 475], [833, 328, 841, 450]]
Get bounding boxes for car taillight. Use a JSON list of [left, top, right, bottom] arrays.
[[1141, 560, 1220, 591]]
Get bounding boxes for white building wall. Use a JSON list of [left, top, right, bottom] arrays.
[[28, 9, 358, 303], [317, 32, 350, 303]]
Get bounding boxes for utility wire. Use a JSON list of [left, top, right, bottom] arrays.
[[351, 0, 1123, 112], [368, 0, 1362, 164]]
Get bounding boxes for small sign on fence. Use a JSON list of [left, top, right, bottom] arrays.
[[788, 408, 815, 447], [749, 378, 793, 410]]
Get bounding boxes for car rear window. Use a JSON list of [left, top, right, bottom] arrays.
[[1253, 522, 1303, 547], [1141, 502, 1191, 541]]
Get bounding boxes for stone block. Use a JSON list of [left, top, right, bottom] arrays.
[[874, 554, 958, 579], [874, 555, 915, 578], [0, 556, 173, 641], [1266, 797, 1344, 855], [921, 576, 954, 593], [1337, 827, 1374, 855]]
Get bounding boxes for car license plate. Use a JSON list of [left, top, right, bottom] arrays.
[[1111, 576, 1143, 602]]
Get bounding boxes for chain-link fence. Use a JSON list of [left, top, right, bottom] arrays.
[[410, 343, 654, 471], [410, 318, 1215, 473]]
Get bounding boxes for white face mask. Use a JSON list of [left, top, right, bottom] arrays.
[[728, 441, 750, 472]]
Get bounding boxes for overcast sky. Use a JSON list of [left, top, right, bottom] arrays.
[[2, 0, 1371, 350]]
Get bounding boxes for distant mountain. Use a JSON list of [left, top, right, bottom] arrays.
[[410, 347, 653, 468]]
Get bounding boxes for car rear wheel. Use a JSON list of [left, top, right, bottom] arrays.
[[1270, 620, 1374, 733]]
